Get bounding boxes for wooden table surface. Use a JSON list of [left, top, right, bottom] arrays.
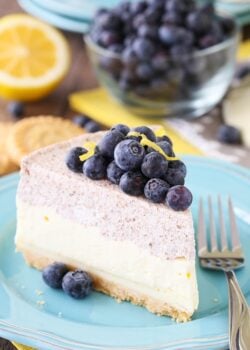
[[0, 1, 250, 349]]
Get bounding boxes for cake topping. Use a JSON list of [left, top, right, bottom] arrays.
[[65, 124, 193, 210], [166, 185, 193, 211], [66, 147, 87, 173], [62, 270, 93, 299]]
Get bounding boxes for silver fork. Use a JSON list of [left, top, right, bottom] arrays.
[[198, 196, 250, 350]]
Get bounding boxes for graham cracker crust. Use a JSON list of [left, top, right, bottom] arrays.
[[18, 246, 191, 322]]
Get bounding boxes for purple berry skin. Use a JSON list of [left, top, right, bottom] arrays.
[[111, 124, 130, 136], [66, 147, 87, 173], [85, 121, 101, 133], [133, 126, 156, 142], [119, 171, 147, 196], [8, 101, 24, 119], [98, 130, 124, 158], [42, 262, 69, 289], [72, 115, 90, 128], [114, 139, 145, 171], [166, 185, 193, 211], [168, 160, 187, 177], [156, 135, 173, 146], [107, 161, 125, 184], [62, 270, 92, 299], [164, 168, 185, 186], [141, 152, 168, 179], [144, 178, 170, 203], [217, 125, 242, 145], [83, 154, 108, 180]]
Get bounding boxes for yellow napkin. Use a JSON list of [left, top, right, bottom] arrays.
[[69, 88, 203, 156], [237, 40, 250, 61]]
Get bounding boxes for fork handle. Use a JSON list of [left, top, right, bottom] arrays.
[[225, 270, 250, 350]]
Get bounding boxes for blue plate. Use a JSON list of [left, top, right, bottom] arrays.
[[0, 156, 250, 350], [18, 0, 90, 33]]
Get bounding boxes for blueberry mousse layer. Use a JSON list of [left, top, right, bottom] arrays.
[[15, 125, 198, 322]]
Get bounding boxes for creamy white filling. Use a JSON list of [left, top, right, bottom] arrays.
[[16, 201, 199, 314]]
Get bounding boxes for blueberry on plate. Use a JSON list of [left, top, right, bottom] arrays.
[[217, 125, 242, 145], [133, 126, 156, 142], [42, 262, 69, 289], [7, 101, 24, 119], [119, 171, 147, 196], [62, 270, 92, 299], [85, 120, 101, 133], [83, 154, 108, 180], [114, 139, 145, 171], [166, 185, 193, 211], [141, 152, 168, 179], [66, 147, 87, 173], [72, 115, 90, 128], [132, 38, 155, 60], [168, 160, 187, 177], [144, 178, 170, 203], [164, 168, 185, 186], [111, 124, 130, 136], [98, 130, 124, 158], [107, 161, 125, 184]]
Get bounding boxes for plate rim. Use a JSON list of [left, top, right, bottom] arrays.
[[0, 156, 250, 350]]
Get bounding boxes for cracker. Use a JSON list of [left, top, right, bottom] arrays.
[[7, 116, 84, 165], [0, 122, 19, 175]]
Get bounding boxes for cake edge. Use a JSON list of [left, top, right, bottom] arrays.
[[19, 246, 192, 322]]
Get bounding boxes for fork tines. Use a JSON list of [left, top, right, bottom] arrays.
[[198, 196, 243, 257]]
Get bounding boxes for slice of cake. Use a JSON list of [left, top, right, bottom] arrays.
[[15, 125, 198, 322]]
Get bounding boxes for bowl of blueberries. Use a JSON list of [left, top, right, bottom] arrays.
[[86, 0, 239, 118]]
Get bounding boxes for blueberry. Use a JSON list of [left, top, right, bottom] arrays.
[[162, 12, 183, 26], [133, 14, 146, 29], [62, 270, 92, 299], [98, 130, 124, 158], [198, 35, 218, 49], [133, 38, 155, 60], [119, 171, 147, 196], [217, 125, 242, 145], [114, 139, 145, 171], [131, 0, 147, 15], [164, 168, 185, 186], [235, 64, 250, 80], [133, 126, 156, 142], [119, 78, 132, 91], [7, 101, 24, 119], [170, 44, 193, 57], [85, 120, 101, 133], [152, 52, 169, 72], [159, 26, 193, 46], [166, 185, 193, 211], [122, 47, 138, 69], [144, 178, 170, 203], [144, 6, 161, 24], [107, 161, 125, 184], [156, 135, 173, 146], [96, 12, 121, 30], [138, 24, 158, 40], [186, 10, 212, 35], [220, 16, 235, 35], [141, 152, 168, 179], [72, 115, 90, 128], [42, 262, 69, 289], [136, 63, 154, 81], [109, 44, 124, 53], [168, 160, 187, 177], [83, 154, 108, 180], [166, 0, 195, 13], [66, 147, 87, 173], [157, 141, 175, 157], [99, 31, 121, 48], [111, 124, 130, 136]]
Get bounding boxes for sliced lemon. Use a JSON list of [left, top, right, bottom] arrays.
[[0, 14, 71, 101]]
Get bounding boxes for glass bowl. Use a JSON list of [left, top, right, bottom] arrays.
[[85, 23, 239, 118]]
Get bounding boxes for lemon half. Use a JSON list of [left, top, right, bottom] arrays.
[[0, 14, 71, 101]]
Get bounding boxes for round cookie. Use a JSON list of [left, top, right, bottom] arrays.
[[7, 116, 84, 165], [0, 122, 19, 176]]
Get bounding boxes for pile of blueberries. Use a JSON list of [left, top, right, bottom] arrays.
[[89, 0, 235, 100], [43, 262, 93, 299], [66, 124, 193, 211]]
